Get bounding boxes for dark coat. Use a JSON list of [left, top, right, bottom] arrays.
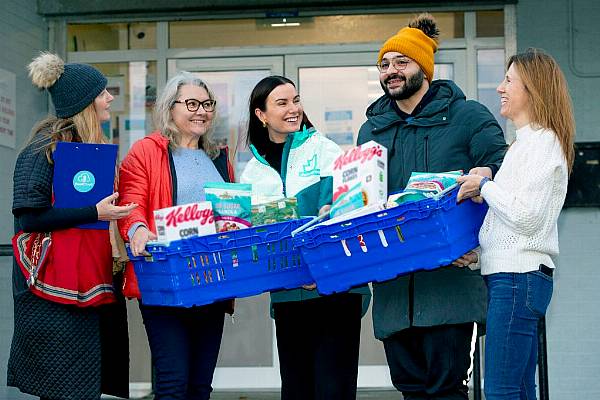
[[358, 80, 507, 340], [8, 134, 129, 399]]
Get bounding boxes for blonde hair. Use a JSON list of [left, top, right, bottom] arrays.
[[508, 48, 575, 173], [28, 102, 106, 163], [153, 71, 220, 159]]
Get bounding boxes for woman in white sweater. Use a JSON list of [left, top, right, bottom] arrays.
[[456, 48, 575, 400]]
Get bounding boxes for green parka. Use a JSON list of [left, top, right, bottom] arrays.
[[358, 80, 507, 340]]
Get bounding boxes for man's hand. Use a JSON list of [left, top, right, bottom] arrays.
[[468, 167, 492, 179], [452, 250, 479, 268], [130, 226, 157, 257], [456, 174, 484, 202]]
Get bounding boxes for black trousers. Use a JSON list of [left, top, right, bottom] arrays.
[[139, 302, 225, 400], [273, 293, 363, 400], [383, 323, 477, 400]]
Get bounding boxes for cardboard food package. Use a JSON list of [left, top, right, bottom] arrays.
[[204, 182, 253, 232], [330, 140, 388, 218], [153, 201, 216, 243]]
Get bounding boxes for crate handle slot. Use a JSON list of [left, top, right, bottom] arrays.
[[358, 234, 368, 252], [341, 239, 351, 256], [231, 250, 239, 268], [395, 225, 405, 242], [378, 229, 389, 247]]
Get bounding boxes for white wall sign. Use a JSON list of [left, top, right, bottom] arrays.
[[0, 68, 16, 148]]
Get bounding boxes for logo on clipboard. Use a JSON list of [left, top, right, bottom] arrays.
[[73, 170, 96, 193]]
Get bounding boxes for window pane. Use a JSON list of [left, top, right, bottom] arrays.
[[477, 49, 506, 131], [185, 69, 270, 177], [91, 61, 157, 160], [299, 66, 382, 150], [299, 61, 456, 150], [68, 23, 156, 51], [170, 12, 464, 48], [476, 10, 504, 37]]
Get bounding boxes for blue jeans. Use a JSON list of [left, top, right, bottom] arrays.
[[484, 271, 553, 400], [139, 302, 225, 400]]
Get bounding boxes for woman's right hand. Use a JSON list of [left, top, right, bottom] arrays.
[[96, 192, 137, 221], [130, 226, 157, 257]]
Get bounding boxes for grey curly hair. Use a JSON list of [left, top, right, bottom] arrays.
[[154, 71, 220, 159]]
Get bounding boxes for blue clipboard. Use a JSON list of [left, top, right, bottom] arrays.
[[53, 142, 118, 230]]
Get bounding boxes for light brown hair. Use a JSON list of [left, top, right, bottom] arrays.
[[28, 102, 107, 163], [508, 48, 575, 173]]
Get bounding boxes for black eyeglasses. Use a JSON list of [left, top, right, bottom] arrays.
[[174, 98, 217, 112], [376, 57, 411, 73]]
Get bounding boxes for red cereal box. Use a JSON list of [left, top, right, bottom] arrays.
[[153, 201, 216, 243]]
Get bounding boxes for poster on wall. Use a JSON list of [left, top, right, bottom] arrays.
[[0, 68, 16, 149]]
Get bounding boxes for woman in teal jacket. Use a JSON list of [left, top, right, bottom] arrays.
[[240, 76, 370, 400]]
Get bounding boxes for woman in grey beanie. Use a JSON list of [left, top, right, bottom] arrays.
[[7, 52, 137, 400]]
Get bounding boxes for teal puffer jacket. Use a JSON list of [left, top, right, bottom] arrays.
[[241, 127, 371, 312]]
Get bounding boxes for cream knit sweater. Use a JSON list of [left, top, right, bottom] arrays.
[[478, 124, 568, 275]]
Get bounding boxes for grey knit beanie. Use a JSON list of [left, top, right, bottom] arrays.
[[28, 52, 107, 118]]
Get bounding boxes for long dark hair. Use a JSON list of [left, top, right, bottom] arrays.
[[246, 75, 313, 156]]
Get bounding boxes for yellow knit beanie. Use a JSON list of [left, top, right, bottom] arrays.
[[377, 15, 439, 82]]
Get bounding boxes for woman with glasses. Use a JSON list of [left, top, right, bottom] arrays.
[[240, 75, 371, 400], [117, 71, 234, 400]]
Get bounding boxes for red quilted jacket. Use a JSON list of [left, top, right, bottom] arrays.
[[117, 131, 234, 298]]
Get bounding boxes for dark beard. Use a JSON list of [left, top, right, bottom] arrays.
[[380, 69, 425, 100]]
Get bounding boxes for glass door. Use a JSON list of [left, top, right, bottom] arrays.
[[287, 50, 466, 388], [169, 57, 284, 177], [287, 50, 466, 151], [167, 56, 284, 390]]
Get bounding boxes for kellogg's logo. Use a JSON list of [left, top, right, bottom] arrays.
[[165, 204, 214, 228], [333, 144, 383, 170]]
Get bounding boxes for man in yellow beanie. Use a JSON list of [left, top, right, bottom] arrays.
[[358, 13, 507, 400]]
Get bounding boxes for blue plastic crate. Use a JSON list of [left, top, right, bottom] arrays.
[[292, 188, 487, 295], [129, 218, 314, 307]]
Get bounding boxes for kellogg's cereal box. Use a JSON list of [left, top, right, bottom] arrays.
[[330, 141, 387, 218], [154, 201, 216, 243]]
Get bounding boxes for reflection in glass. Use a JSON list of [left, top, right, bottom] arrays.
[[170, 12, 464, 48], [299, 62, 454, 150], [68, 23, 157, 51], [92, 62, 157, 160], [476, 10, 504, 38], [477, 49, 506, 132]]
